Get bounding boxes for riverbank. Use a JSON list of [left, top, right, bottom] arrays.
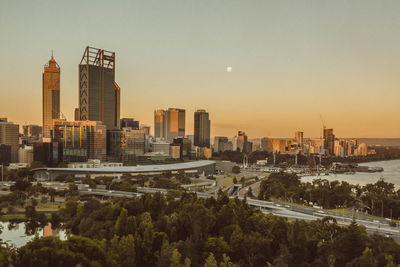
[[302, 159, 400, 187]]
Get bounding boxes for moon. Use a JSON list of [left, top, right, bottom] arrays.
[[226, 66, 232, 72]]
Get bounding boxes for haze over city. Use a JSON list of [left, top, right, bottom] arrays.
[[1, 0, 400, 138]]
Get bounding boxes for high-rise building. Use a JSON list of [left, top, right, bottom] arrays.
[[23, 125, 42, 139], [194, 109, 210, 147], [74, 108, 80, 121], [237, 131, 248, 153], [295, 131, 304, 147], [140, 124, 151, 136], [79, 46, 120, 130], [172, 136, 191, 159], [42, 53, 60, 138], [214, 136, 229, 152], [323, 128, 335, 155], [166, 108, 185, 141], [261, 137, 273, 152], [121, 128, 145, 161], [272, 139, 287, 153], [107, 129, 122, 162], [154, 108, 185, 141], [120, 118, 139, 129], [154, 109, 166, 139], [33, 139, 63, 167], [18, 146, 34, 165], [0, 144, 11, 164], [52, 120, 107, 162], [0, 120, 19, 162]]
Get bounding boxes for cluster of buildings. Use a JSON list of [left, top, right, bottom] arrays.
[[213, 129, 370, 157], [0, 46, 371, 169], [0, 47, 212, 168]]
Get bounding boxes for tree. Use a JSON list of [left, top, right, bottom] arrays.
[[219, 254, 233, 267], [203, 237, 230, 263], [384, 254, 395, 267], [115, 208, 128, 236], [110, 234, 135, 267], [15, 236, 115, 267], [11, 178, 31, 191], [231, 166, 240, 174], [246, 187, 254, 198], [170, 249, 182, 267], [204, 253, 218, 267], [346, 247, 377, 267]]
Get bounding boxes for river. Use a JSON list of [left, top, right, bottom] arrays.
[[0, 222, 66, 248], [302, 159, 400, 187]]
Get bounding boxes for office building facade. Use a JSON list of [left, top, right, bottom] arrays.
[[120, 118, 139, 129], [194, 109, 210, 147], [0, 120, 19, 162], [154, 109, 166, 139], [52, 120, 107, 162], [154, 108, 185, 141], [323, 128, 335, 155], [166, 108, 185, 141], [79, 46, 120, 130]]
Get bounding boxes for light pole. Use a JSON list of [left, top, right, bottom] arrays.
[[1, 164, 3, 183]]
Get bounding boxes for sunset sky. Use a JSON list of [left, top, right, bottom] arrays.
[[1, 0, 400, 138]]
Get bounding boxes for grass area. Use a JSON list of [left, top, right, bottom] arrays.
[[222, 178, 234, 188], [327, 208, 357, 216], [0, 212, 54, 222], [190, 180, 205, 185], [0, 214, 25, 221], [216, 176, 234, 182]]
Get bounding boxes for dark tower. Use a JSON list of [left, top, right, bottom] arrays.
[[79, 46, 120, 129]]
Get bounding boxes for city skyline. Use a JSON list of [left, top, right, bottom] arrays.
[[2, 0, 400, 138]]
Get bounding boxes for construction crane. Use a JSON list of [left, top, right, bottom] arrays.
[[319, 114, 326, 139]]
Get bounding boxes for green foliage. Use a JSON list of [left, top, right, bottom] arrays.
[[204, 253, 218, 267], [7, 192, 400, 266], [231, 166, 240, 174], [110, 234, 135, 267], [15, 236, 115, 267]]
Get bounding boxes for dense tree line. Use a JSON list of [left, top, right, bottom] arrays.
[[259, 172, 400, 219], [0, 192, 398, 266]]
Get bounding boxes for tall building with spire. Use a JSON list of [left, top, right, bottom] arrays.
[[78, 46, 120, 130], [42, 52, 60, 138]]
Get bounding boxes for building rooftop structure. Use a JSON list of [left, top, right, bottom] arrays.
[[32, 160, 216, 180]]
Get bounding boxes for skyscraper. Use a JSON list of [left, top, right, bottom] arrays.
[[323, 128, 335, 155], [237, 131, 249, 153], [154, 108, 185, 141], [0, 119, 19, 162], [154, 109, 166, 139], [295, 131, 304, 147], [166, 108, 185, 141], [194, 109, 210, 147], [42, 53, 60, 138], [79, 46, 120, 130]]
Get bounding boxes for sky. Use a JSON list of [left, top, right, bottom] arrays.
[[1, 0, 400, 138]]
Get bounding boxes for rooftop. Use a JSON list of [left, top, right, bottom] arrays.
[[33, 160, 216, 173]]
